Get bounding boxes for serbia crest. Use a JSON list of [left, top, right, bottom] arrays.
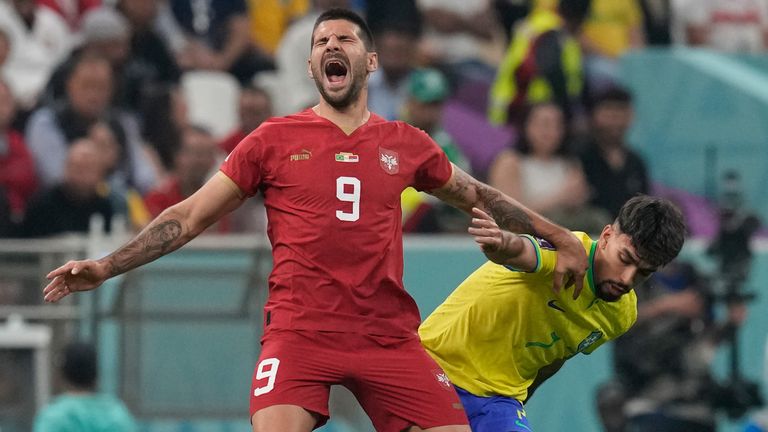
[[379, 147, 399, 174]]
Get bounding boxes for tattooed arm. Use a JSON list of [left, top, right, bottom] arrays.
[[429, 164, 589, 298], [43, 172, 245, 302]]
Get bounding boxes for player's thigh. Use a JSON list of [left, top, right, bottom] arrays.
[[351, 336, 468, 432], [250, 330, 342, 427], [252, 404, 319, 432]]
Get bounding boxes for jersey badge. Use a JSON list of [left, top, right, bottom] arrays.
[[335, 152, 359, 163], [379, 147, 399, 174], [432, 369, 452, 389], [534, 236, 556, 250], [577, 330, 604, 353], [290, 149, 312, 161]]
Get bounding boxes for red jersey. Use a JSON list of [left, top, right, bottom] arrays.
[[220, 109, 452, 337]]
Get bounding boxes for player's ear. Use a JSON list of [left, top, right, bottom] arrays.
[[307, 59, 314, 79], [598, 224, 613, 249], [366, 52, 378, 73]]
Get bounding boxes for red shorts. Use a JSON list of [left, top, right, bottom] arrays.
[[249, 328, 468, 431]]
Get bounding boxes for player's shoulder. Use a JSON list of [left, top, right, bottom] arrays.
[[368, 115, 429, 136], [616, 291, 638, 333]]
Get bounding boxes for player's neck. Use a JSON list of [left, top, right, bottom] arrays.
[[313, 98, 371, 136]]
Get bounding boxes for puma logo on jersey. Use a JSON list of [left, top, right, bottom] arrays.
[[290, 149, 312, 161]]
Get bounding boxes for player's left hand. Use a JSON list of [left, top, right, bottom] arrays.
[[551, 231, 588, 299], [468, 207, 515, 264]]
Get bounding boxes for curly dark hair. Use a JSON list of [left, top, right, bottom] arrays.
[[616, 195, 686, 268]]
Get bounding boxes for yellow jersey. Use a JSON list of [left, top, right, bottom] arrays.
[[419, 232, 637, 401]]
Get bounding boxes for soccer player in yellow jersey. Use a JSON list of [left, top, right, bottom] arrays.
[[420, 195, 686, 432]]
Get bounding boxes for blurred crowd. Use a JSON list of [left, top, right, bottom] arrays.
[[0, 0, 767, 238]]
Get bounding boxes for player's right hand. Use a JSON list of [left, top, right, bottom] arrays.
[[43, 260, 110, 303]]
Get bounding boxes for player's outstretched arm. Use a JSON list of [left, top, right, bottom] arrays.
[[429, 164, 588, 298], [43, 172, 245, 303]]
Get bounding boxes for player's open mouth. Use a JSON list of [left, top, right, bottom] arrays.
[[324, 60, 348, 87]]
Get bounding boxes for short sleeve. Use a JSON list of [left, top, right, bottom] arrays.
[[532, 236, 558, 276], [219, 132, 264, 197], [411, 128, 453, 191]]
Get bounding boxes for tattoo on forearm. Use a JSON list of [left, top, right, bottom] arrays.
[[477, 185, 533, 234], [106, 220, 183, 276], [431, 168, 534, 234]]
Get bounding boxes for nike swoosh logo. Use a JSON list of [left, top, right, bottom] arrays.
[[547, 300, 565, 312]]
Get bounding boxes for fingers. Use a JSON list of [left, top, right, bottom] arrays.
[[571, 274, 585, 300], [552, 270, 563, 294], [471, 207, 491, 218], [43, 275, 71, 303], [46, 260, 78, 280]]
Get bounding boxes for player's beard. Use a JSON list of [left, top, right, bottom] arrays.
[[312, 55, 367, 110], [595, 280, 628, 302]]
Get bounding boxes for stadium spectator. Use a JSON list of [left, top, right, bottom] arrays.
[[673, 0, 768, 52], [42, 9, 590, 432], [579, 87, 649, 219], [247, 0, 310, 56], [0, 0, 73, 108], [33, 341, 137, 432], [493, 0, 533, 42], [596, 260, 747, 432], [416, 0, 505, 78], [488, 0, 590, 126], [367, 24, 420, 120], [161, 0, 274, 85], [43, 6, 134, 108], [37, 0, 101, 30], [275, 0, 351, 114], [144, 126, 223, 222], [489, 102, 609, 233], [88, 121, 151, 230], [219, 85, 273, 154], [400, 68, 470, 233], [580, 0, 646, 92], [420, 195, 685, 432], [116, 0, 181, 112], [365, 0, 423, 36], [639, 0, 673, 45], [140, 85, 188, 172], [26, 54, 157, 194], [0, 78, 37, 222], [21, 138, 113, 237]]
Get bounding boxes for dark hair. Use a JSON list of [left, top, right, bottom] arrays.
[[312, 8, 375, 51], [559, 0, 591, 25], [61, 342, 98, 389], [592, 86, 633, 109], [615, 195, 686, 268], [514, 102, 569, 156]]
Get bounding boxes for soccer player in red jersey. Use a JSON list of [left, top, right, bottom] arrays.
[[43, 9, 589, 432]]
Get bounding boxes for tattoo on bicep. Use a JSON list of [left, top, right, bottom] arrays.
[[477, 185, 534, 234], [107, 220, 183, 276]]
